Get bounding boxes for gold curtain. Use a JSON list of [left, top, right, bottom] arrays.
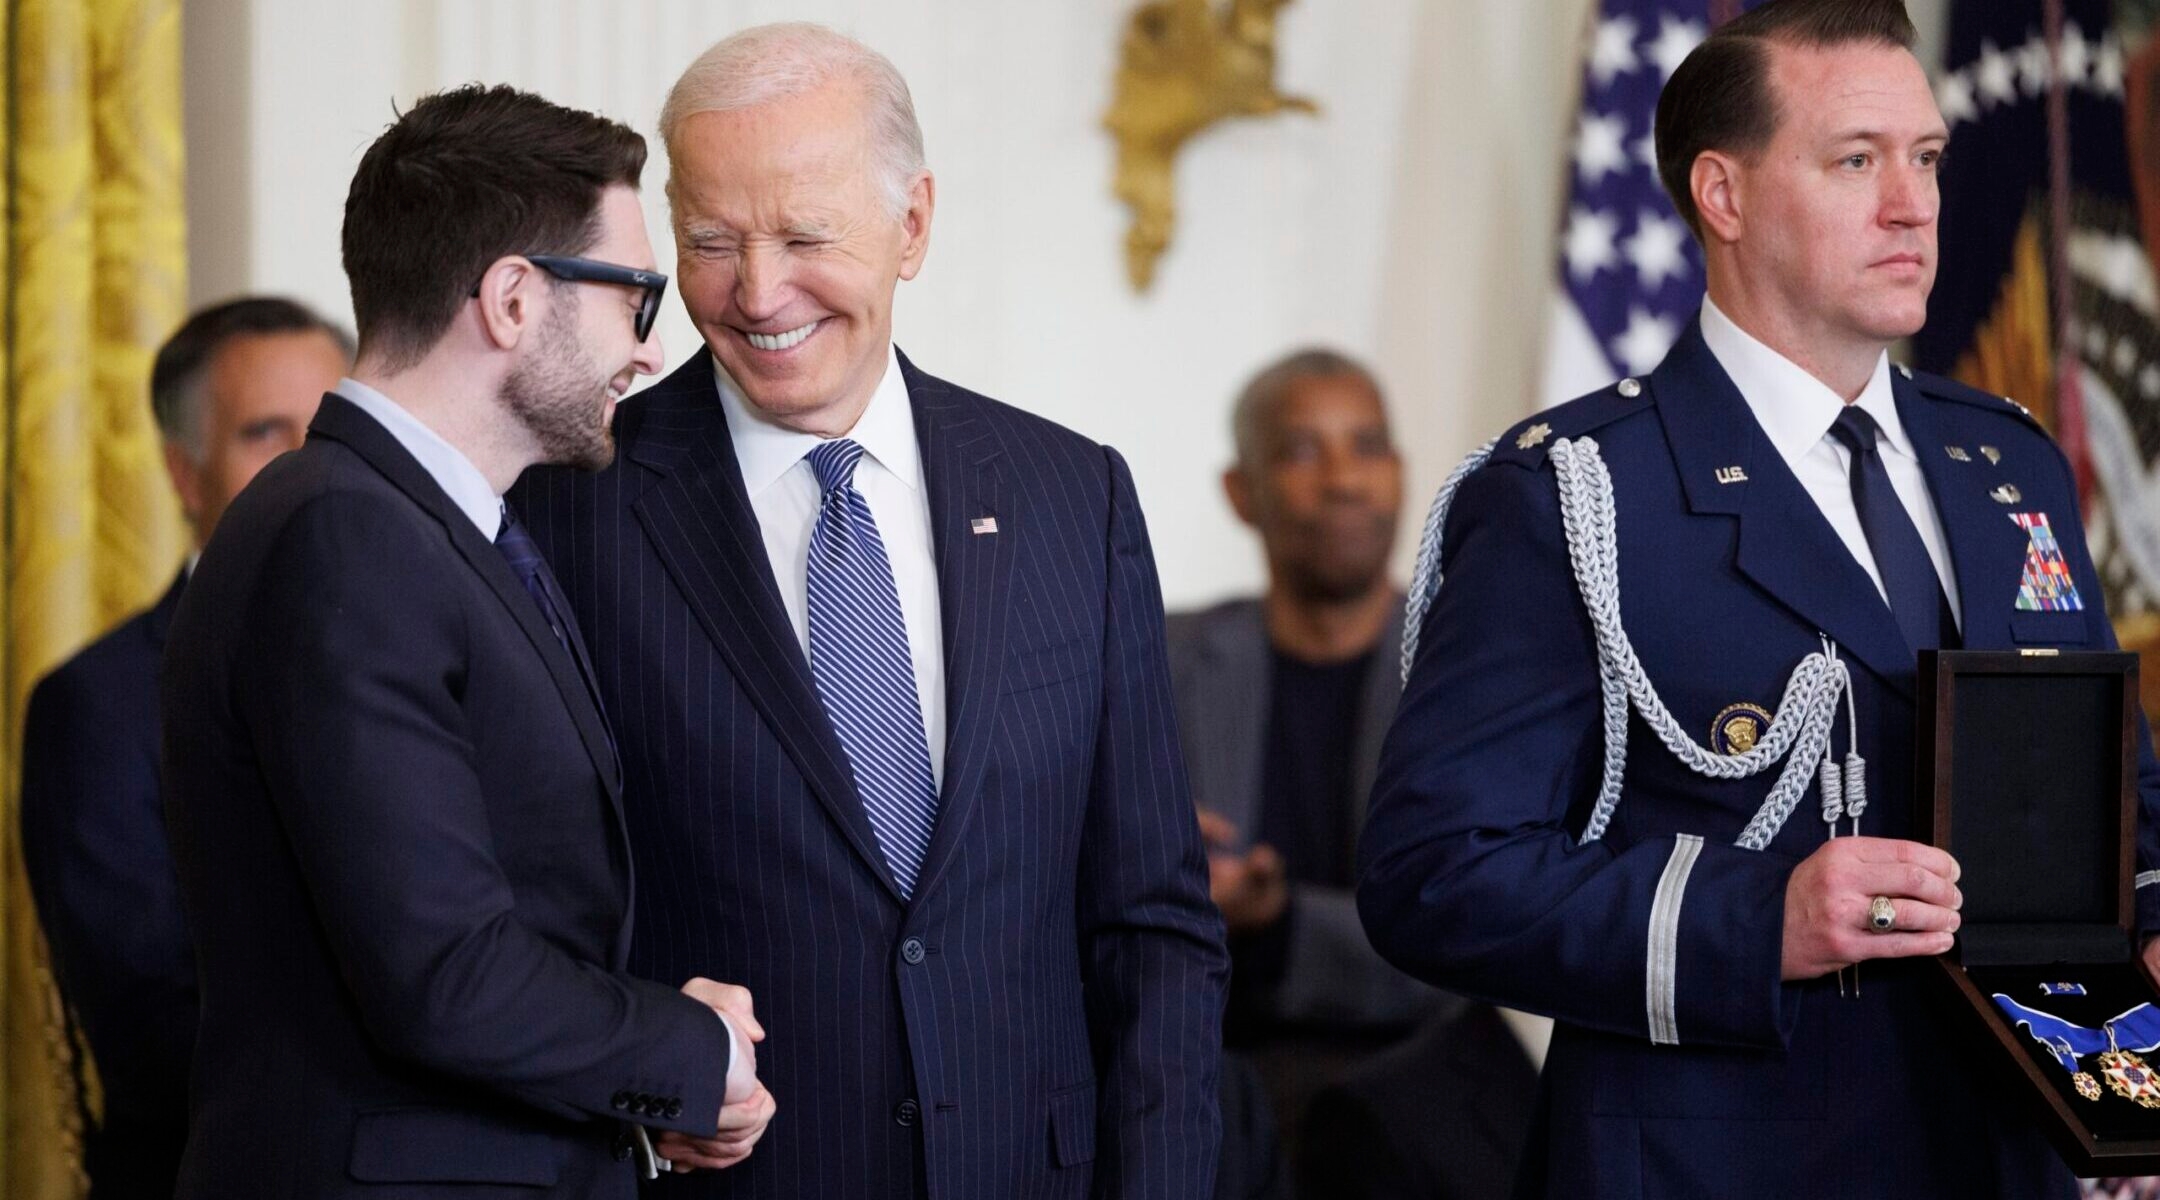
[[0, 0, 187, 1195]]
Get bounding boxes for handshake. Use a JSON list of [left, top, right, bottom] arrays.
[[659, 977, 778, 1172]]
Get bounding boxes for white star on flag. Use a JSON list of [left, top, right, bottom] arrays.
[[1590, 15, 1641, 87], [2058, 23, 2091, 89], [1645, 15, 1704, 82], [1575, 110, 1632, 185], [1976, 40, 2017, 108], [1611, 306, 1681, 375], [1936, 71, 1978, 127], [2095, 35, 2126, 99], [2018, 36, 2053, 96], [1566, 206, 1622, 283], [1626, 210, 1690, 290]]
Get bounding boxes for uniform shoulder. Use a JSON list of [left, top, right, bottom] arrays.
[[1482, 377, 1657, 472], [1904, 366, 2049, 436]]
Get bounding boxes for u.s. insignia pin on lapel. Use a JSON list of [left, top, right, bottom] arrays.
[[1711, 703, 1773, 755], [1714, 466, 1748, 485], [1945, 445, 1972, 462]]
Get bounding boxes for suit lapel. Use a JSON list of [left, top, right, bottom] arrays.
[[1895, 376, 2027, 647], [308, 396, 625, 801], [1347, 599, 1406, 836], [1650, 324, 1917, 700], [1196, 605, 1271, 837], [903, 354, 1015, 904], [624, 355, 905, 904], [145, 566, 188, 648]]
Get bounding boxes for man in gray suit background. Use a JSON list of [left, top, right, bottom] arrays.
[[1166, 348, 1433, 1172]]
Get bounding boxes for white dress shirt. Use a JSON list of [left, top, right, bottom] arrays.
[[1699, 298, 1964, 633], [714, 347, 949, 791], [335, 378, 503, 540]]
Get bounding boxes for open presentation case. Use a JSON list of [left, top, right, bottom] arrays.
[[1918, 648, 2154, 1175]]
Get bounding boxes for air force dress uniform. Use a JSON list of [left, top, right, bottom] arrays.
[[1358, 309, 2160, 1198]]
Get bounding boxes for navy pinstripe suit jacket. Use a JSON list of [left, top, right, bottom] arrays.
[[512, 349, 1228, 1200]]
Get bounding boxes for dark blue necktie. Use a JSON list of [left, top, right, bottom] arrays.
[[496, 503, 615, 753], [1827, 407, 1944, 652], [803, 439, 939, 898]]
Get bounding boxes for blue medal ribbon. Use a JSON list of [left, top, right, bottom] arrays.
[[1991, 995, 2160, 1074]]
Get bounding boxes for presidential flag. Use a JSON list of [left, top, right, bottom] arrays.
[[1916, 0, 2160, 669]]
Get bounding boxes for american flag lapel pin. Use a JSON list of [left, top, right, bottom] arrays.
[[971, 516, 999, 535]]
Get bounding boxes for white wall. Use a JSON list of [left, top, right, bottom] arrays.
[[183, 0, 1946, 608]]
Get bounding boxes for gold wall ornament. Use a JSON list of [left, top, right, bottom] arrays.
[[1103, 0, 1317, 291]]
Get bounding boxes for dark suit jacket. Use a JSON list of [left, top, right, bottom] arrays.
[[1298, 999, 1536, 1200], [511, 348, 1228, 1200], [1166, 598, 1430, 1031], [161, 395, 734, 1199], [21, 569, 193, 1199], [1360, 321, 2153, 1197]]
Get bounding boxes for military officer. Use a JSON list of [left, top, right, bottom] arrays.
[[1359, 0, 2160, 1196]]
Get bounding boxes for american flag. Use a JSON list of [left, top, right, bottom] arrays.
[[1543, 1, 1748, 407]]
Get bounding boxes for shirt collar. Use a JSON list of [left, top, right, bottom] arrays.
[[712, 345, 920, 496], [1699, 296, 1907, 466], [333, 377, 503, 540]]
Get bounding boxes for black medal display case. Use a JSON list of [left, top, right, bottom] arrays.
[[1918, 648, 2154, 1175]]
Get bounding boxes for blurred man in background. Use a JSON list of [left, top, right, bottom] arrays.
[[20, 295, 349, 1200], [1166, 349, 1434, 1175]]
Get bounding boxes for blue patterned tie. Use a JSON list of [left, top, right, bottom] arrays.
[[803, 439, 939, 897], [496, 503, 615, 757], [1827, 407, 1945, 653]]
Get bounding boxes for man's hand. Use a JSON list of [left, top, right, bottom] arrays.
[[1198, 809, 1287, 934], [681, 977, 763, 1104], [655, 1083, 776, 1172], [1781, 836, 1960, 981]]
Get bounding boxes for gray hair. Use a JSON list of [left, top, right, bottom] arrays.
[[1230, 347, 1385, 470], [660, 22, 927, 219]]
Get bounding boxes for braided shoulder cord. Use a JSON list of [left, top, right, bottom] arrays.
[[1400, 434, 1859, 851]]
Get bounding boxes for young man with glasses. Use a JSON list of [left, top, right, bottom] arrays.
[[160, 84, 771, 1198]]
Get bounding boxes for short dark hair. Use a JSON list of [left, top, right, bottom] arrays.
[[150, 296, 354, 455], [1654, 0, 1918, 236], [340, 84, 647, 369], [1231, 347, 1386, 470]]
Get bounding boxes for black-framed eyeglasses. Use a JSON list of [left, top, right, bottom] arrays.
[[470, 254, 669, 342]]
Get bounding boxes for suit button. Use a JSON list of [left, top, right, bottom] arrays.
[[610, 1090, 631, 1111], [901, 937, 926, 965], [894, 1098, 920, 1127], [633, 1092, 653, 1115], [665, 1099, 683, 1119]]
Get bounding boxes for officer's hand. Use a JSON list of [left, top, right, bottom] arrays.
[[656, 1083, 776, 1172], [681, 977, 763, 1104], [1780, 837, 1960, 980]]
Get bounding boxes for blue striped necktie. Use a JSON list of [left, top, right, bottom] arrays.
[[803, 438, 938, 897]]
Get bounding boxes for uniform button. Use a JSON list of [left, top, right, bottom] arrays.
[[665, 1098, 683, 1119], [901, 937, 926, 965], [894, 1098, 920, 1127], [633, 1092, 653, 1114], [610, 1090, 631, 1111]]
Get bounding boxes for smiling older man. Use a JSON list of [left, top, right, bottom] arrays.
[[512, 23, 1227, 1200]]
